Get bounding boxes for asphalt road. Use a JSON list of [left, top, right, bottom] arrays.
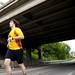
[[0, 64, 75, 75]]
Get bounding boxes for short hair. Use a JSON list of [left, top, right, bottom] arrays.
[[10, 19, 20, 27]]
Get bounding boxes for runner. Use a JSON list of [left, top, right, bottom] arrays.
[[4, 19, 26, 75]]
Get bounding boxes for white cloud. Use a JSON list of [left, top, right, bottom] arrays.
[[0, 0, 10, 3], [63, 40, 75, 52]]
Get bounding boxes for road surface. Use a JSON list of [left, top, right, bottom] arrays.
[[0, 64, 75, 75]]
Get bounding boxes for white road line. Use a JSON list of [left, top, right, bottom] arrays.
[[67, 71, 75, 75]]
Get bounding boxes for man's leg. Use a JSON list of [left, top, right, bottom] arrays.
[[4, 59, 12, 75], [18, 63, 26, 75]]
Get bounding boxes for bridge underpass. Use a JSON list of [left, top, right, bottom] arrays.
[[0, 0, 75, 65]]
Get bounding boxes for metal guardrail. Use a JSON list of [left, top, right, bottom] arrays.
[[41, 60, 75, 64]]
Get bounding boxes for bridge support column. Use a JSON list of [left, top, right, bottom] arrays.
[[26, 48, 32, 65], [38, 47, 43, 63]]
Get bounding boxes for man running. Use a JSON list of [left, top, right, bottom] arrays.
[[4, 19, 26, 75]]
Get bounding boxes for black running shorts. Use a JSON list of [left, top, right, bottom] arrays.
[[5, 49, 24, 64]]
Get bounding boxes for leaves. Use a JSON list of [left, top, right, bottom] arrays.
[[41, 42, 71, 60]]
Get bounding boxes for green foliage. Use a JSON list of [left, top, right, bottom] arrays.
[[30, 42, 71, 62], [31, 49, 39, 63], [41, 42, 71, 60], [31, 49, 38, 59]]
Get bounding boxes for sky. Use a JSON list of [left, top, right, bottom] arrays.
[[63, 40, 75, 52], [0, 0, 10, 3], [0, 0, 10, 8]]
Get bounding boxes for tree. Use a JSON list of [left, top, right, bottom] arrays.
[[41, 42, 71, 60]]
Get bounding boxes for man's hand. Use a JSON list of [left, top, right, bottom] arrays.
[[13, 36, 21, 40], [7, 37, 12, 47], [7, 37, 12, 42]]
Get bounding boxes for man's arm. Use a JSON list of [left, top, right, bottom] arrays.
[[13, 28, 24, 40]]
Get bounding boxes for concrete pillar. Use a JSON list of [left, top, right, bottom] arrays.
[[26, 48, 32, 65], [38, 47, 43, 63]]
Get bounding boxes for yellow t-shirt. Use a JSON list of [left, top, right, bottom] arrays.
[[8, 27, 24, 50]]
